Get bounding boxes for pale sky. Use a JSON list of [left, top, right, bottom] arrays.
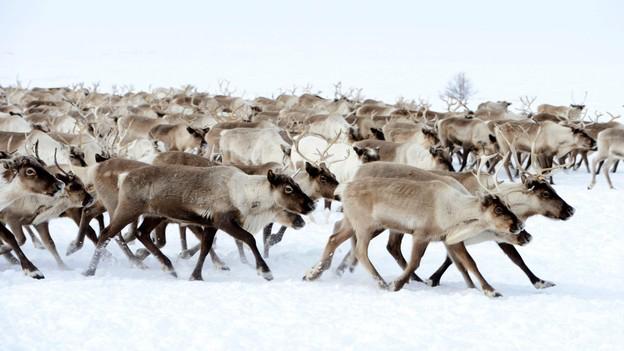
[[2, 0, 623, 111]]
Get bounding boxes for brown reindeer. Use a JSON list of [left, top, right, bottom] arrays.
[[0, 156, 65, 278], [83, 165, 315, 281]]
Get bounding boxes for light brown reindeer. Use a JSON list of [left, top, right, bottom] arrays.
[[305, 176, 524, 297]]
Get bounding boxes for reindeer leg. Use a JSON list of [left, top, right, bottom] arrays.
[[134, 217, 176, 277], [603, 158, 616, 189], [190, 227, 217, 280], [335, 237, 358, 276], [446, 242, 500, 297], [304, 223, 355, 281], [391, 238, 429, 291], [0, 223, 43, 279], [427, 255, 453, 287], [445, 248, 476, 289], [497, 243, 554, 289], [179, 224, 188, 251], [354, 229, 387, 289], [220, 218, 273, 280], [612, 160, 619, 173], [386, 231, 423, 282], [262, 223, 273, 258], [34, 222, 67, 269], [67, 206, 102, 256], [502, 152, 514, 182], [122, 220, 138, 243], [268, 225, 287, 246], [458, 146, 471, 172], [7, 221, 26, 246], [24, 226, 45, 249], [136, 221, 168, 261], [235, 240, 249, 264], [96, 214, 106, 233], [84, 207, 141, 276], [2, 251, 20, 265], [588, 154, 604, 189], [187, 226, 229, 270], [596, 160, 605, 174]]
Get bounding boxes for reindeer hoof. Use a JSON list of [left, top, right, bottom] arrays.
[[189, 274, 203, 281], [82, 269, 96, 277], [426, 279, 440, 287], [25, 269, 45, 279], [259, 270, 273, 281], [135, 249, 150, 261], [533, 280, 556, 289], [178, 250, 193, 259], [66, 241, 83, 256], [214, 263, 230, 271], [484, 290, 503, 298], [303, 267, 321, 281]]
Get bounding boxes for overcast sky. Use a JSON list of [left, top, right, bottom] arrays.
[[2, 0, 622, 111]]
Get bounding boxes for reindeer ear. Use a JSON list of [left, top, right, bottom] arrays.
[[267, 169, 279, 185], [55, 173, 70, 184], [370, 128, 385, 140], [305, 162, 320, 177], [353, 146, 364, 156], [95, 153, 109, 163], [203, 127, 210, 134]]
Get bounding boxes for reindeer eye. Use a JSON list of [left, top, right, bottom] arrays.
[[320, 176, 327, 183], [541, 191, 551, 198], [25, 168, 36, 176], [494, 206, 503, 215], [284, 185, 293, 194]]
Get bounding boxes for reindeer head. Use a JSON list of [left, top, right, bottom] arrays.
[[267, 170, 315, 215], [570, 104, 586, 111], [519, 174, 575, 220], [68, 146, 88, 167], [304, 162, 339, 200], [570, 127, 596, 151], [53, 169, 94, 207], [429, 146, 454, 171], [353, 146, 380, 163], [480, 194, 524, 236], [185, 126, 210, 150], [2, 156, 64, 197], [421, 127, 440, 146]]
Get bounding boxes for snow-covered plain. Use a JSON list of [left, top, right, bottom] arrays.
[[0, 169, 622, 350]]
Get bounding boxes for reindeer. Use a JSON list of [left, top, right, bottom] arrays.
[[494, 120, 596, 182], [219, 127, 293, 167], [381, 121, 438, 146], [305, 176, 524, 297], [351, 139, 454, 171], [588, 127, 624, 189], [0, 159, 94, 269], [537, 104, 585, 120], [436, 117, 498, 171], [83, 166, 315, 281], [148, 123, 209, 152], [0, 155, 65, 278], [336, 162, 574, 289]]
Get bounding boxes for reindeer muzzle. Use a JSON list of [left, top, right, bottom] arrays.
[[510, 222, 524, 235], [517, 230, 532, 246], [560, 205, 575, 220], [49, 181, 65, 197]]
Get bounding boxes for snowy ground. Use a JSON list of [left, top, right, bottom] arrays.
[[1, 170, 623, 350]]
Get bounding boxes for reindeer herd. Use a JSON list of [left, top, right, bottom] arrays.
[[0, 84, 622, 297]]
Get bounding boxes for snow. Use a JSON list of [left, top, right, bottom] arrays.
[[1, 170, 623, 350]]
